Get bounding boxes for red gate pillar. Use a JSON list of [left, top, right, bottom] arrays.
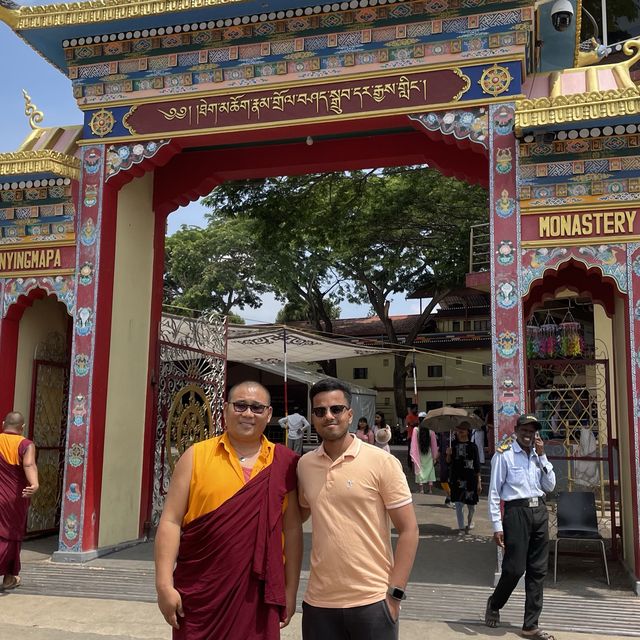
[[0, 284, 20, 417], [626, 245, 640, 586], [489, 103, 525, 443], [54, 145, 115, 560]]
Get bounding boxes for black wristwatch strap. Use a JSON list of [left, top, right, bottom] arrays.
[[387, 586, 407, 601]]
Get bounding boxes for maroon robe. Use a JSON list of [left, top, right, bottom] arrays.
[[173, 444, 298, 640], [0, 438, 32, 576]]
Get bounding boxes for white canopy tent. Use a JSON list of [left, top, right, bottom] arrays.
[[160, 314, 388, 426], [238, 359, 378, 432], [227, 324, 385, 363]]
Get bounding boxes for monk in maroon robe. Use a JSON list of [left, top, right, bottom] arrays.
[[0, 411, 39, 591], [155, 381, 302, 640]]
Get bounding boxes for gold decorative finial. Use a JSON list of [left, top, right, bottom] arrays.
[[22, 89, 44, 130], [622, 38, 640, 68]]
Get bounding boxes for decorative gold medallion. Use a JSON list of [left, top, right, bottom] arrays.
[[89, 108, 115, 136], [479, 64, 513, 97]]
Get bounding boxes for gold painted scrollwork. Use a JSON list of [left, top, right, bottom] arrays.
[[452, 68, 471, 101], [122, 106, 138, 135], [166, 384, 213, 471]]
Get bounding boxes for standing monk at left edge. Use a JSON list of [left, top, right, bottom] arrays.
[[155, 381, 303, 640], [0, 411, 39, 591]]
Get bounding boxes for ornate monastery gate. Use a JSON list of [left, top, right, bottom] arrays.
[[151, 313, 227, 526]]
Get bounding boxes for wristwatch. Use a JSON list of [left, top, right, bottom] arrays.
[[387, 586, 407, 601]]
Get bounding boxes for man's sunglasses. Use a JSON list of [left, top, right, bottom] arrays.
[[231, 402, 269, 415], [311, 405, 349, 418]]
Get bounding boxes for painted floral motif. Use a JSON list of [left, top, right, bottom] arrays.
[[492, 105, 514, 135], [496, 330, 518, 358], [3, 277, 75, 317], [84, 149, 103, 174], [64, 514, 79, 541], [74, 354, 90, 377], [79, 262, 94, 286], [410, 108, 488, 148], [497, 240, 514, 265], [80, 218, 97, 246], [106, 140, 170, 180], [495, 147, 512, 174], [495, 189, 515, 218], [76, 307, 94, 337], [496, 280, 518, 308], [497, 378, 520, 416], [68, 443, 85, 467], [634, 256, 640, 277], [72, 394, 87, 427], [84, 184, 98, 208], [66, 483, 81, 503], [529, 247, 568, 269]]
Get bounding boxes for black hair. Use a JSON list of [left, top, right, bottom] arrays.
[[357, 417, 370, 435], [375, 411, 387, 428], [309, 378, 352, 406], [418, 423, 432, 455]]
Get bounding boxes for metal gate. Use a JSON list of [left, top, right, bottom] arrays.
[[151, 312, 227, 526], [527, 358, 621, 555], [27, 332, 69, 536]]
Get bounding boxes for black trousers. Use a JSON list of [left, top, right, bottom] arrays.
[[302, 600, 398, 640], [490, 503, 549, 631]]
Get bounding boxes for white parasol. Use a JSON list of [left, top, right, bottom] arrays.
[[421, 406, 483, 433]]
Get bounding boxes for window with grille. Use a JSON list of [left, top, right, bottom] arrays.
[[427, 365, 443, 378], [353, 367, 368, 379]]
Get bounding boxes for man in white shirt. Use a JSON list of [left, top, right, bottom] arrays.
[[279, 407, 310, 455], [485, 414, 556, 640]]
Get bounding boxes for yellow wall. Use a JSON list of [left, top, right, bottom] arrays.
[[612, 295, 634, 571], [99, 173, 154, 548], [14, 296, 69, 427], [336, 347, 492, 420]]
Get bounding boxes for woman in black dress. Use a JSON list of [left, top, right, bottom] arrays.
[[446, 421, 481, 534]]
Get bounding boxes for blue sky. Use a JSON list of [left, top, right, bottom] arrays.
[[0, 15, 418, 323]]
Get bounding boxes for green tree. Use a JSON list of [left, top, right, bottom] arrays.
[[164, 219, 270, 316], [204, 167, 487, 419]]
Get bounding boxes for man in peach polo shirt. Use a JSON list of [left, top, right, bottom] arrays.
[[298, 379, 419, 639], [155, 381, 302, 640]]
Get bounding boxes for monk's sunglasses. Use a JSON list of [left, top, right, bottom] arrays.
[[231, 402, 269, 414], [311, 405, 349, 418]]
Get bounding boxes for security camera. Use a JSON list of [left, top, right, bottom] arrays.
[[551, 0, 574, 32]]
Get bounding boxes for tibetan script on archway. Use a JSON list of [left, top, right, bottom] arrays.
[[123, 68, 470, 135]]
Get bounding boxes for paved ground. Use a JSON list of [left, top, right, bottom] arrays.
[[2, 445, 638, 638], [0, 595, 637, 640]]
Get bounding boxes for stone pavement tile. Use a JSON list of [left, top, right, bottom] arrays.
[[0, 594, 169, 640], [0, 595, 635, 640]]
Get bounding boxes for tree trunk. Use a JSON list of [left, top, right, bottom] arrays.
[[393, 352, 409, 425], [317, 359, 337, 377]]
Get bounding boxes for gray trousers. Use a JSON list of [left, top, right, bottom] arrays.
[[288, 436, 303, 455], [302, 600, 399, 640]]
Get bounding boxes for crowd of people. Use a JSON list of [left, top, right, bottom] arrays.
[[0, 383, 557, 640]]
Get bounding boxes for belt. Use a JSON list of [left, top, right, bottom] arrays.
[[504, 497, 545, 508]]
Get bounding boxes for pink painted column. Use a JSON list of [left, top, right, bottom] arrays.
[[489, 103, 525, 443], [626, 243, 640, 583], [55, 145, 114, 560]]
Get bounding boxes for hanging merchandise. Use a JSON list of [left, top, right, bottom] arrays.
[[526, 314, 542, 359], [559, 311, 584, 358], [540, 312, 558, 358]]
